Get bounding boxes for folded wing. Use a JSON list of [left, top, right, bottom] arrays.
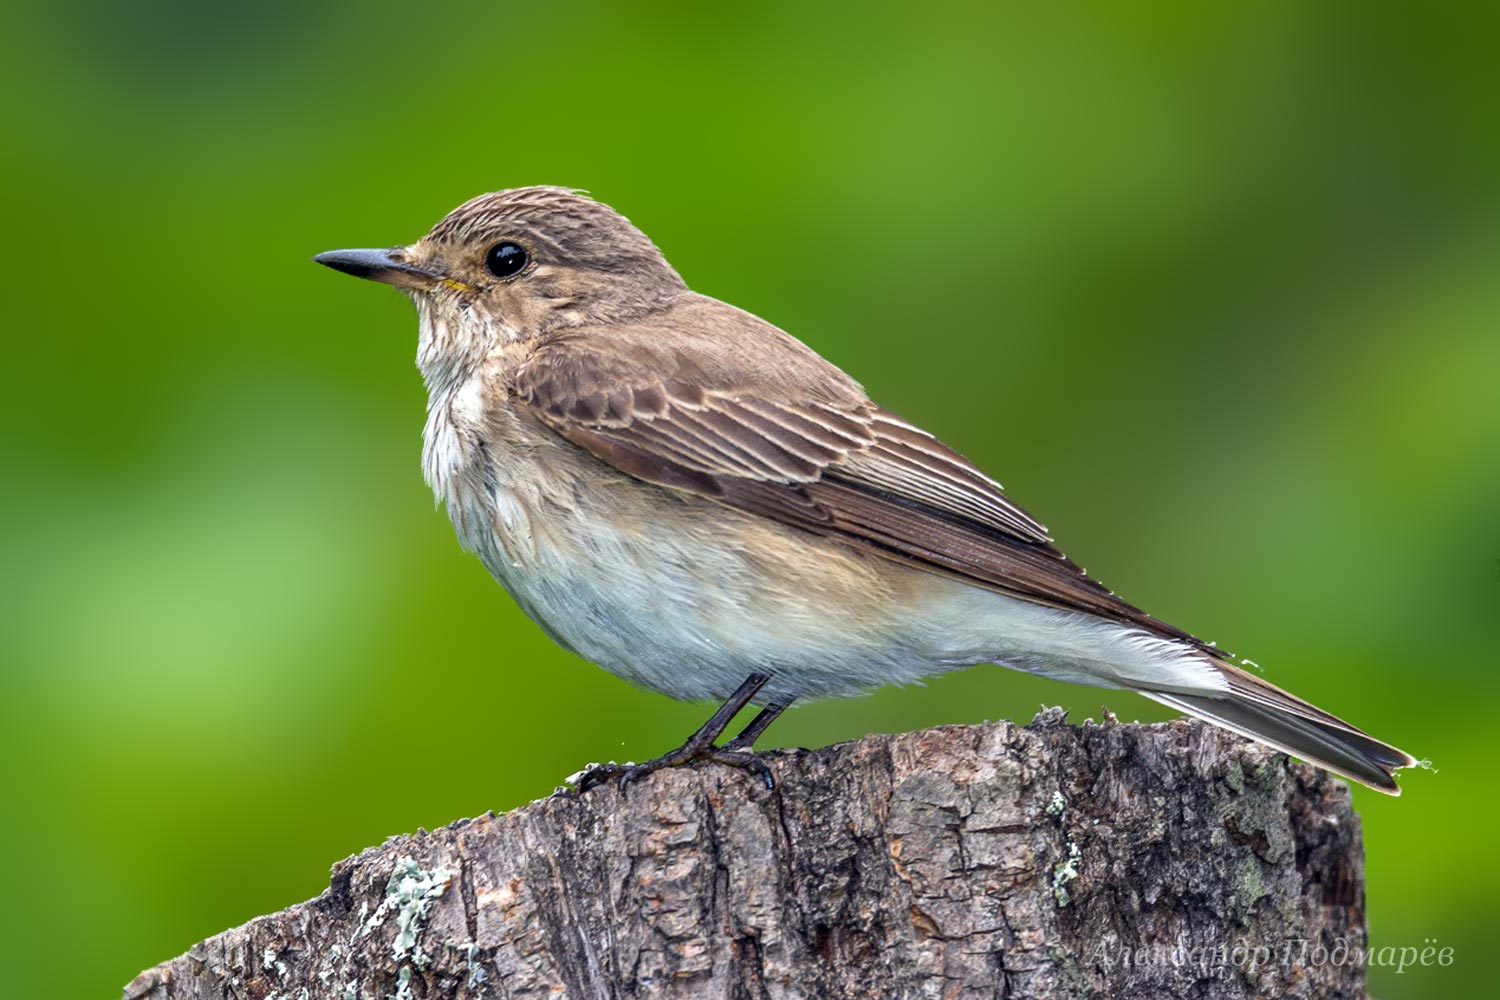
[[515, 334, 1200, 646]]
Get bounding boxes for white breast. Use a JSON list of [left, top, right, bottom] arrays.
[[417, 356, 1228, 708]]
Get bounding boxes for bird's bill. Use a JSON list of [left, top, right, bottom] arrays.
[[313, 247, 460, 292]]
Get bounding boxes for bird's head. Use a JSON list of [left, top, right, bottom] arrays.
[[315, 187, 686, 382]]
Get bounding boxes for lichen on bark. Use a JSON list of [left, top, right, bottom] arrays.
[[126, 712, 1369, 1000]]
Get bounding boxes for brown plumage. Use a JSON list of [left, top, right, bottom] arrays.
[[514, 318, 1189, 638], [314, 186, 1416, 795]]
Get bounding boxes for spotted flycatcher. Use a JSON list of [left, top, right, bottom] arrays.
[[315, 187, 1414, 794]]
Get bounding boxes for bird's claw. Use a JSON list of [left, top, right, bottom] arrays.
[[571, 748, 775, 795]]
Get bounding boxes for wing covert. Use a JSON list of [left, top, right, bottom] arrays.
[[514, 338, 1196, 644]]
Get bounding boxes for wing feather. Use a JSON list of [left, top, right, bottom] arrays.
[[515, 336, 1199, 645]]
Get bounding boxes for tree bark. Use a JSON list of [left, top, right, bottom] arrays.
[[125, 712, 1370, 1000]]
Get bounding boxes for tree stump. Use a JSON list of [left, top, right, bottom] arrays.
[[125, 712, 1369, 999]]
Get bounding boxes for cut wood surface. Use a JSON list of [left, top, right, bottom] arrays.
[[126, 711, 1369, 999]]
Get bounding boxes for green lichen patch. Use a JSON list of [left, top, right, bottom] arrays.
[[358, 856, 453, 964], [353, 855, 453, 999], [1235, 853, 1268, 907], [1052, 841, 1082, 907], [464, 942, 488, 988]]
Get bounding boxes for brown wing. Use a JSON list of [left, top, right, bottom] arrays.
[[515, 331, 1200, 645]]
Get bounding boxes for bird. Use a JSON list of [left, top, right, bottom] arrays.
[[314, 186, 1415, 795]]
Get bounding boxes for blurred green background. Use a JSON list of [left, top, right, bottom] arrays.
[[3, 2, 1496, 996]]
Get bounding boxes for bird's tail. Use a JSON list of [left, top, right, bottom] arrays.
[[1143, 660, 1417, 795]]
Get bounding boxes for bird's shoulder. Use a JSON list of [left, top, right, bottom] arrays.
[[516, 292, 868, 410], [512, 292, 1052, 541], [505, 290, 1201, 643]]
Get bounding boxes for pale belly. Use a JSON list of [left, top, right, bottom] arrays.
[[454, 453, 968, 704], [423, 377, 1225, 706]]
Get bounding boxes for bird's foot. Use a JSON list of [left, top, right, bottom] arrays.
[[574, 744, 774, 795], [566, 675, 783, 796]]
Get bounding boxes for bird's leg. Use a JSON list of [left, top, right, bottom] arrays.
[[721, 699, 792, 751], [576, 674, 775, 793]]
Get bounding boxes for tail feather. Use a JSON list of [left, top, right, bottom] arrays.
[[1144, 679, 1415, 795]]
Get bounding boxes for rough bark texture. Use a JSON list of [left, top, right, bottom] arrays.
[[126, 712, 1369, 1000]]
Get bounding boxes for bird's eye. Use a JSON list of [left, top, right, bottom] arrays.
[[484, 242, 529, 278]]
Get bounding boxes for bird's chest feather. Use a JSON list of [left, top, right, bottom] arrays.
[[420, 370, 664, 648], [415, 368, 933, 699], [423, 371, 545, 576]]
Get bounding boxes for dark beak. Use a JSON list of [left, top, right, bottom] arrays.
[[312, 247, 447, 290]]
